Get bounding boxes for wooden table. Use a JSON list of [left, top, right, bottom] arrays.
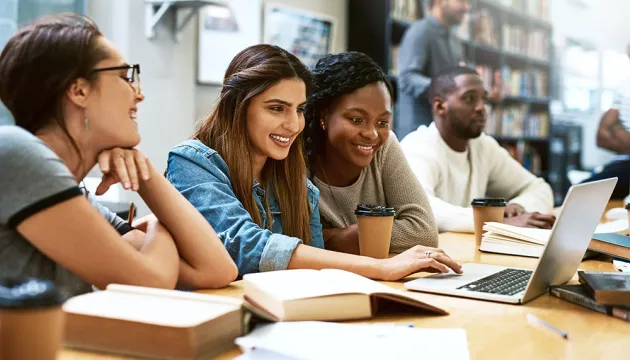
[[61, 204, 630, 360]]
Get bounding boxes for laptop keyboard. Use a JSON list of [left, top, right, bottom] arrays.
[[457, 269, 533, 296]]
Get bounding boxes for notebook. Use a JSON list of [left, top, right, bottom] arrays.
[[63, 284, 243, 359], [235, 322, 470, 360], [479, 220, 628, 258], [577, 271, 630, 305], [242, 269, 447, 322]]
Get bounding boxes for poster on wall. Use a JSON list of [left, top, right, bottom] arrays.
[[263, 4, 336, 69], [197, 0, 262, 85]]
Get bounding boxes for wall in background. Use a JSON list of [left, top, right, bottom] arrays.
[[195, 0, 347, 121]]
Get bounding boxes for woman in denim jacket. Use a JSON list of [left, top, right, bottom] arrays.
[[167, 45, 462, 280]]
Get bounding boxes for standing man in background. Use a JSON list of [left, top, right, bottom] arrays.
[[397, 0, 470, 138], [582, 42, 630, 199]]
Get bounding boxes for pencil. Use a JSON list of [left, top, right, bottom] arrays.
[[128, 202, 135, 225]]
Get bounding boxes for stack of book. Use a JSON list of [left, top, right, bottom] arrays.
[[550, 271, 630, 322]]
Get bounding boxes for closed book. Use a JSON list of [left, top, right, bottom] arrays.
[[549, 284, 630, 322], [243, 269, 447, 322], [63, 284, 243, 360], [578, 271, 630, 305], [589, 233, 630, 261]]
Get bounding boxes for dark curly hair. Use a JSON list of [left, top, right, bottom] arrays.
[[304, 51, 393, 178]]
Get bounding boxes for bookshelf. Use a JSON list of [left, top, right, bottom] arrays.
[[347, 0, 424, 103], [347, 0, 553, 181], [459, 0, 552, 178]]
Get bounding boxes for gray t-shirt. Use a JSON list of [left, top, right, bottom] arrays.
[[0, 126, 132, 298]]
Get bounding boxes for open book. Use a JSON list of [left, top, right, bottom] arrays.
[[480, 220, 629, 258], [243, 269, 447, 322], [63, 284, 243, 360]]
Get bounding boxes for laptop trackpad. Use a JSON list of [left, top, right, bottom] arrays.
[[406, 263, 508, 290]]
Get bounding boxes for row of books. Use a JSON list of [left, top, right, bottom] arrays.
[[503, 25, 549, 59], [495, 0, 549, 19], [501, 142, 543, 174], [486, 105, 550, 137], [390, 0, 420, 22], [502, 66, 548, 97], [476, 65, 548, 98]]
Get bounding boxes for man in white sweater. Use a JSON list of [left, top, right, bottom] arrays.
[[400, 66, 555, 233]]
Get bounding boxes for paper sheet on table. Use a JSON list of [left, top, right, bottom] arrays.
[[235, 322, 470, 360]]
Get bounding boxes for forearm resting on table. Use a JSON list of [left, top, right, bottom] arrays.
[[288, 244, 379, 279], [137, 168, 238, 288]]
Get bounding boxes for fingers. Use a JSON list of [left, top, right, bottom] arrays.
[[134, 151, 151, 181], [95, 174, 117, 195], [98, 151, 112, 173], [417, 258, 449, 274], [527, 219, 553, 229], [112, 150, 131, 190], [430, 253, 463, 274], [124, 151, 139, 191]]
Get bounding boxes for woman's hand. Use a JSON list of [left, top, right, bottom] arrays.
[[376, 245, 463, 281], [96, 148, 152, 195]]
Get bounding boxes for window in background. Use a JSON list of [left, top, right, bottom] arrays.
[[561, 39, 599, 113], [0, 0, 85, 125], [601, 50, 630, 112]]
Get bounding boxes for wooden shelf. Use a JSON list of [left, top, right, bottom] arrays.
[[493, 136, 549, 142], [478, 0, 552, 29], [502, 96, 551, 104]]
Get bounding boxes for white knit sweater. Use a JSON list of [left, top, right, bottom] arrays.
[[400, 123, 554, 233]]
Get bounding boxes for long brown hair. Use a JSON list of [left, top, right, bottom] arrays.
[[0, 14, 107, 162], [193, 44, 313, 244]]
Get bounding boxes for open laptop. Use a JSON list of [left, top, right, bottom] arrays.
[[405, 178, 617, 304]]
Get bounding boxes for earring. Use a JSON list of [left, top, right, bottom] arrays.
[[84, 113, 90, 130], [320, 120, 326, 131]]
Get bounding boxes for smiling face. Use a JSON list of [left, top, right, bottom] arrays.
[[246, 77, 306, 163], [84, 36, 145, 149], [323, 82, 392, 169], [438, 73, 487, 139]]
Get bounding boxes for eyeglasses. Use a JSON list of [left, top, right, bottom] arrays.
[[91, 64, 141, 95]]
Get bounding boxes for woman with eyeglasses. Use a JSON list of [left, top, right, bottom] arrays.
[[0, 14, 237, 298]]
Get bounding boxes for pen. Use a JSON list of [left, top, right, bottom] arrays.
[[526, 314, 569, 340], [127, 202, 135, 225]]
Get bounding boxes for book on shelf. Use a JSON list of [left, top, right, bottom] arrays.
[[242, 269, 447, 322], [390, 0, 420, 22], [471, 8, 499, 47], [528, 30, 549, 60], [549, 284, 630, 322], [527, 0, 549, 19], [499, 0, 526, 13], [502, 24, 528, 55], [578, 271, 630, 305], [479, 221, 630, 258], [62, 284, 243, 359], [486, 107, 549, 138], [390, 45, 400, 76], [501, 65, 549, 98], [589, 233, 630, 262], [454, 11, 471, 41]]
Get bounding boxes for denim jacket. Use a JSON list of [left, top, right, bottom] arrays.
[[167, 140, 324, 277]]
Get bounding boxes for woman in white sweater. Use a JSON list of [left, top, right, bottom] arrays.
[[400, 66, 555, 233]]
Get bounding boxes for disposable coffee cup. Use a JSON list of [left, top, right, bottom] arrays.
[[471, 198, 507, 247], [0, 277, 65, 360], [355, 204, 396, 259]]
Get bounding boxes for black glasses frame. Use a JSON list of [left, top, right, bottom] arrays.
[[91, 64, 141, 93]]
